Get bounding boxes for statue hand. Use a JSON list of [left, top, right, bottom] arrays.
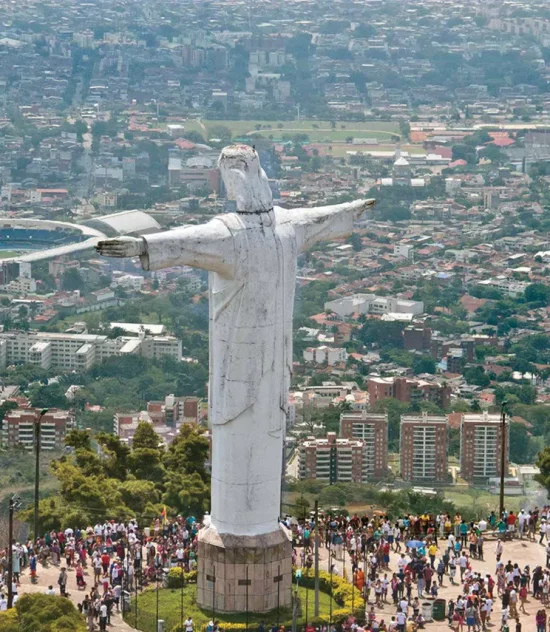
[[352, 198, 376, 218], [95, 236, 146, 258]]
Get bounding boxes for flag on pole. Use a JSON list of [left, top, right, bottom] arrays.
[[161, 505, 167, 525]]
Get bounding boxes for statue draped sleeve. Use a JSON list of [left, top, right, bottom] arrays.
[[283, 199, 367, 253], [139, 218, 236, 277]]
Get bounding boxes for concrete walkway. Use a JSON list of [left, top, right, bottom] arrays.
[[318, 536, 544, 632], [18, 563, 138, 631]]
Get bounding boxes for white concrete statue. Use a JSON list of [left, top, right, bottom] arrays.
[[97, 145, 374, 537]]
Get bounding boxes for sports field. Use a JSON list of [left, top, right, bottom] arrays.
[[183, 119, 400, 143]]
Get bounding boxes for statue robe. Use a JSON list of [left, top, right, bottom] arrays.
[[139, 201, 363, 535]]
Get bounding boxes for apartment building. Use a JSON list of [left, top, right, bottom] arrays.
[[339, 412, 388, 480], [298, 432, 368, 483], [368, 376, 451, 409], [400, 413, 448, 483], [460, 413, 508, 483], [0, 329, 182, 371], [2, 408, 74, 450]]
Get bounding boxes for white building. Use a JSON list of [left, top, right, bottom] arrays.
[[325, 293, 424, 318], [112, 273, 145, 291], [476, 277, 528, 298], [393, 244, 414, 259], [0, 329, 182, 371], [303, 346, 348, 365]]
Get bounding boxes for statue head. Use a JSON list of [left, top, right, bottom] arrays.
[[218, 145, 273, 213]]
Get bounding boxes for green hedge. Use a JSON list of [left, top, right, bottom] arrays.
[[166, 567, 198, 588], [294, 568, 364, 622]]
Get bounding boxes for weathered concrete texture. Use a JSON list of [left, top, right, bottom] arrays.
[[197, 524, 292, 613], [96, 145, 375, 538]]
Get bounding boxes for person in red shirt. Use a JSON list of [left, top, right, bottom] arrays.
[[507, 512, 517, 538], [101, 552, 110, 577]]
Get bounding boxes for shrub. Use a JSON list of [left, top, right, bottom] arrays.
[[294, 569, 363, 619], [166, 567, 198, 588], [2, 594, 88, 632]]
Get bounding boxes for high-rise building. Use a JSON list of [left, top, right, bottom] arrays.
[[400, 413, 448, 483], [339, 412, 388, 480], [460, 413, 508, 483], [2, 408, 74, 450], [298, 432, 368, 483]]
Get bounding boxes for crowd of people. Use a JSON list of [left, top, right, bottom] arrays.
[[291, 506, 550, 632], [1, 516, 200, 630], [1, 506, 549, 631]]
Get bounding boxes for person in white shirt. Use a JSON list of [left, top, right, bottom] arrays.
[[518, 510, 527, 538], [46, 585, 56, 595], [0, 595, 6, 611], [458, 553, 468, 580], [447, 533, 456, 552], [185, 617, 194, 632], [396, 610, 406, 632], [99, 603, 108, 630], [540, 519, 547, 545]]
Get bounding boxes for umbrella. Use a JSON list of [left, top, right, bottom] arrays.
[[406, 540, 425, 549]]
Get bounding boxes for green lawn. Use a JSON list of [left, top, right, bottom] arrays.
[[126, 584, 340, 632], [182, 119, 399, 143], [442, 488, 524, 516], [0, 250, 21, 259]]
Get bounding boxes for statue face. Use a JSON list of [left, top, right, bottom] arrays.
[[218, 145, 273, 213]]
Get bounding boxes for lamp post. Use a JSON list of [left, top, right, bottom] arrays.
[[8, 496, 21, 609], [499, 400, 508, 520], [34, 408, 49, 541], [155, 568, 160, 628], [180, 564, 184, 632], [314, 500, 320, 618], [329, 551, 334, 630]]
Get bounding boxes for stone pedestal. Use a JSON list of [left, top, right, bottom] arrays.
[[197, 524, 292, 614]]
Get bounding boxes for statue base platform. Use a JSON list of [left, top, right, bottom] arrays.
[[197, 524, 292, 614]]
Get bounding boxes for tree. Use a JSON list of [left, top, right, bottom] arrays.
[[209, 125, 232, 141], [348, 233, 362, 252], [65, 429, 92, 451], [29, 383, 68, 409], [61, 267, 85, 292], [412, 355, 436, 375], [164, 425, 210, 481], [535, 447, 550, 495], [2, 593, 87, 632], [525, 283, 550, 305], [132, 421, 162, 450], [463, 366, 490, 388], [359, 320, 405, 349], [452, 144, 477, 164], [372, 398, 410, 451]]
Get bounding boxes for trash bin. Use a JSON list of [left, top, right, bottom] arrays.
[[422, 602, 433, 622], [157, 621, 165, 632], [433, 598, 446, 621]]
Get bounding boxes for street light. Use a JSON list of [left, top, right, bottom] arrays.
[[34, 408, 49, 541], [499, 400, 508, 520], [8, 495, 22, 608]]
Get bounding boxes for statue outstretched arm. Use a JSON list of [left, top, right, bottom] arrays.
[[96, 218, 236, 276], [285, 198, 375, 252]]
